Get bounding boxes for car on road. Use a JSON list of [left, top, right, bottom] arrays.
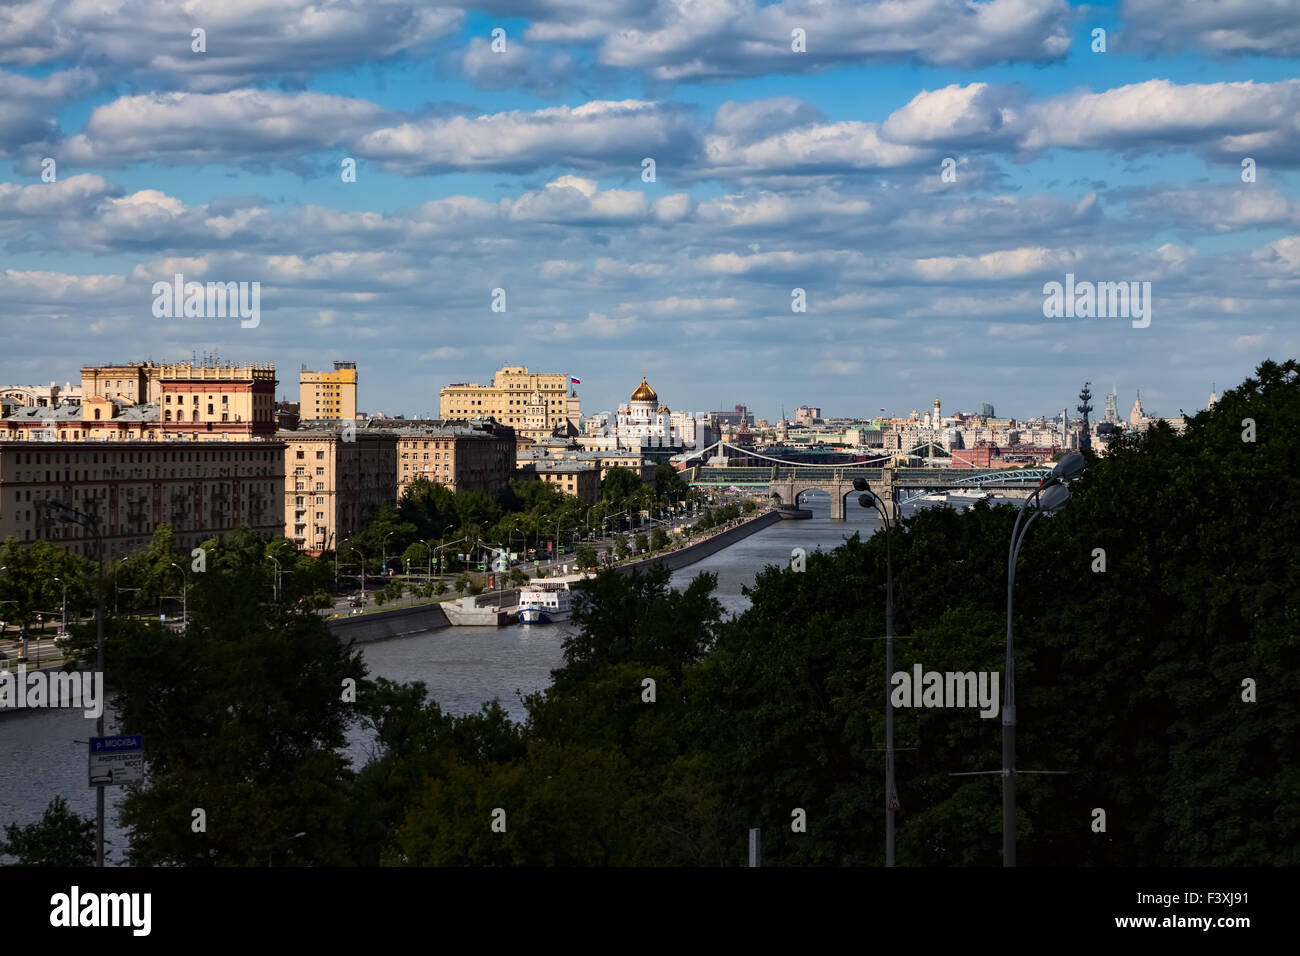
[[347, 594, 364, 608]]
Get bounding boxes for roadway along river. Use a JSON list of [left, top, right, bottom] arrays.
[[1, 492, 987, 862]]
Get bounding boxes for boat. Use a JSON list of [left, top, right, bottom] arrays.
[[517, 581, 574, 624], [947, 489, 992, 502], [776, 504, 813, 519]]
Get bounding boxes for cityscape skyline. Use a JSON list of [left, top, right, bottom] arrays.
[[0, 354, 1224, 427]]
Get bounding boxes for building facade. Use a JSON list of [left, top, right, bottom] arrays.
[[381, 420, 516, 500], [439, 366, 580, 441], [0, 440, 285, 558], [515, 460, 600, 505], [280, 428, 397, 553], [299, 361, 357, 420]]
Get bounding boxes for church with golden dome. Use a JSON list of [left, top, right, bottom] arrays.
[[613, 375, 682, 449]]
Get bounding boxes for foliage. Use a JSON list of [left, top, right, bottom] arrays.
[[1, 796, 96, 866]]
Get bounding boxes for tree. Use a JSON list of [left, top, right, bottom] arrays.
[[601, 467, 644, 502], [614, 535, 629, 558], [635, 533, 649, 554], [575, 546, 598, 569], [101, 528, 367, 866], [651, 528, 669, 551], [1, 796, 95, 866]]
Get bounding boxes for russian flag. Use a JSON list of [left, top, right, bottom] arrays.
[[570, 377, 581, 384]]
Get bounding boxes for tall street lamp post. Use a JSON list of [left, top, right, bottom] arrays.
[[854, 479, 897, 867], [168, 562, 188, 629], [45, 498, 106, 867], [1003, 451, 1084, 867], [265, 554, 282, 603]]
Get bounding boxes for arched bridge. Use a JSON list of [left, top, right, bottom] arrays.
[[682, 443, 1053, 521]]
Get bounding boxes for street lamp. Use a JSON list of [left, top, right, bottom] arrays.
[[44, 497, 106, 868], [418, 539, 434, 585], [382, 531, 396, 576], [265, 554, 282, 603], [344, 543, 366, 601], [1002, 451, 1084, 867], [52, 576, 67, 646], [855, 478, 898, 867], [168, 562, 188, 629]]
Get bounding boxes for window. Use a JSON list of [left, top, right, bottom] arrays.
[[296, 450, 305, 459], [315, 451, 324, 460], [315, 497, 324, 505], [315, 482, 324, 490], [315, 467, 324, 476]]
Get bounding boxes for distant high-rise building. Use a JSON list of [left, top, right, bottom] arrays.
[[795, 406, 821, 425], [1104, 385, 1119, 425], [1208, 383, 1218, 411], [980, 402, 995, 419], [300, 361, 357, 421]]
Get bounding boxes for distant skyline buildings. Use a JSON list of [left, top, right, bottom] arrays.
[[2, 353, 1230, 430]]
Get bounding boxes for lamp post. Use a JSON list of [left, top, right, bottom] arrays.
[[382, 531, 396, 576], [345, 543, 366, 601], [1002, 452, 1084, 867], [53, 576, 67, 653], [418, 539, 433, 585], [854, 479, 897, 866], [265, 554, 282, 603], [45, 497, 105, 868], [168, 562, 188, 629]]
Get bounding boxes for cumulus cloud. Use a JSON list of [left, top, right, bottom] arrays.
[[355, 99, 697, 174], [60, 89, 392, 169], [457, 36, 574, 96], [1121, 0, 1300, 58], [599, 0, 1073, 80], [0, 0, 462, 91]]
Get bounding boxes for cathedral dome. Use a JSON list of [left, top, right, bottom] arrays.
[[630, 377, 658, 403]]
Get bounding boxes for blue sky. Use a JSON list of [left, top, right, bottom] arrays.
[[1, 0, 1297, 422]]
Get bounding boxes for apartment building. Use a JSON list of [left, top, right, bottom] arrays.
[[515, 459, 601, 505], [376, 420, 515, 500], [299, 361, 357, 421], [439, 366, 580, 441], [515, 447, 653, 485], [0, 440, 285, 558], [280, 428, 397, 553]]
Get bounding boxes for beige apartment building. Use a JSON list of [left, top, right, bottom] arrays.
[[378, 420, 515, 500], [0, 440, 285, 558], [515, 460, 600, 505], [280, 429, 397, 553], [439, 366, 580, 441], [299, 361, 358, 421]]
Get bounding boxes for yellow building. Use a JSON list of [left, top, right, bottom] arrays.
[[440, 366, 580, 441], [300, 361, 358, 421]]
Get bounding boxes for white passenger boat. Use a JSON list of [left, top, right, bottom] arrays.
[[517, 581, 574, 624]]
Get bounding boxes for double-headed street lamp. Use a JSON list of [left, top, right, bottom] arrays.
[[1002, 451, 1084, 867], [44, 497, 106, 868], [265, 554, 283, 603], [854, 478, 898, 867]]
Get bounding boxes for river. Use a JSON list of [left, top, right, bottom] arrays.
[[1, 491, 976, 862]]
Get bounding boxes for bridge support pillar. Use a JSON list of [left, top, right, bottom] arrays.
[[831, 486, 847, 521]]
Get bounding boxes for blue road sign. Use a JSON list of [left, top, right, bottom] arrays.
[[89, 734, 144, 786]]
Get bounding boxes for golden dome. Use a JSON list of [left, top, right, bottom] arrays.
[[630, 377, 658, 403], [657, 405, 669, 413]]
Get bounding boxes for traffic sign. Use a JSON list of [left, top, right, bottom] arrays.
[[89, 735, 144, 787]]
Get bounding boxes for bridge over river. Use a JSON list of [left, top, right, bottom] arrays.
[[683, 442, 1052, 520]]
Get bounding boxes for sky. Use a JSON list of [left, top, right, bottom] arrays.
[[1, 0, 1297, 423]]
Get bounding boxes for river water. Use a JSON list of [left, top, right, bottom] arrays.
[[1, 491, 973, 862]]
